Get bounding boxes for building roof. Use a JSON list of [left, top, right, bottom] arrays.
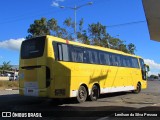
[[0, 65, 19, 70], [142, 0, 160, 42]]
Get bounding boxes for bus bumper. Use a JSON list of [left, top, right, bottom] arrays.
[[19, 88, 47, 97]]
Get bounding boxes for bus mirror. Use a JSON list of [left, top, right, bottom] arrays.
[[147, 66, 150, 72], [145, 64, 150, 72]]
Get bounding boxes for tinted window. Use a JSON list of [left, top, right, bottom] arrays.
[[131, 58, 139, 68], [69, 46, 84, 62], [126, 57, 132, 67], [53, 42, 140, 69], [122, 56, 127, 67], [53, 42, 69, 61], [99, 52, 110, 65], [58, 44, 63, 60], [122, 56, 132, 67], [86, 49, 99, 64], [139, 58, 145, 70], [21, 36, 45, 59], [110, 54, 121, 66], [62, 44, 69, 61], [53, 42, 58, 60]]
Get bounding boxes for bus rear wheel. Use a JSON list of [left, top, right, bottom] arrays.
[[133, 83, 141, 94], [90, 85, 99, 101], [77, 86, 87, 103]]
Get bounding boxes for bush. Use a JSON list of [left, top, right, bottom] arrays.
[[149, 75, 159, 80]]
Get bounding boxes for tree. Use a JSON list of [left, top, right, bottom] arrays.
[[63, 17, 75, 40], [127, 43, 136, 54], [88, 22, 108, 46], [0, 61, 12, 74], [76, 18, 90, 44], [47, 18, 58, 36], [109, 37, 123, 50], [26, 17, 136, 54], [150, 75, 158, 79], [26, 18, 50, 39], [27, 17, 74, 40]]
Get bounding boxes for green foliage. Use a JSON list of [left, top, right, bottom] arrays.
[[0, 61, 12, 71], [88, 22, 107, 46], [150, 75, 159, 79], [127, 43, 136, 54], [26, 18, 50, 39], [26, 17, 136, 54]]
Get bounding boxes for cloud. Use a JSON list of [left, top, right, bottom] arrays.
[[144, 59, 160, 75], [0, 56, 3, 59], [52, 2, 59, 7], [51, 0, 65, 7], [0, 38, 25, 51]]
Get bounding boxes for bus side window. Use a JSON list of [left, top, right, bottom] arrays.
[[62, 44, 69, 61], [58, 44, 63, 60], [92, 51, 99, 64], [86, 49, 99, 64], [126, 57, 132, 67], [84, 49, 89, 63], [110, 54, 119, 66], [131, 58, 139, 68], [69, 45, 84, 63], [56, 43, 69, 61], [99, 52, 105, 65], [83, 50, 87, 63], [53, 42, 58, 60], [122, 56, 127, 67], [115, 55, 121, 66], [104, 53, 110, 65]]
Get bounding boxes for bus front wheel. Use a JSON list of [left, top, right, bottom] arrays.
[[133, 83, 141, 94], [90, 85, 99, 101], [77, 85, 87, 103]]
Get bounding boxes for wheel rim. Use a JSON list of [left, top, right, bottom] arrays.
[[90, 85, 99, 101], [79, 89, 85, 99], [78, 86, 87, 102]]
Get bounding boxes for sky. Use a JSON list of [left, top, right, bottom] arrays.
[[0, 0, 160, 75]]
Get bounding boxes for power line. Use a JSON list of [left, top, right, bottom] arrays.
[[0, 9, 65, 25], [106, 20, 146, 28], [0, 0, 146, 28], [0, 0, 101, 25]]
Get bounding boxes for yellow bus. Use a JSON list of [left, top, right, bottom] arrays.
[[19, 35, 149, 103]]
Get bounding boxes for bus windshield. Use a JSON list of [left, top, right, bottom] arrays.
[[21, 36, 45, 59]]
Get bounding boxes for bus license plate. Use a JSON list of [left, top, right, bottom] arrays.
[[24, 88, 38, 96]]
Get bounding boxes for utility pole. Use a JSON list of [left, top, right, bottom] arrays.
[[60, 2, 93, 40]]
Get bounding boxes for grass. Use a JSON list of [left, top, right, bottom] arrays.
[[0, 81, 19, 90]]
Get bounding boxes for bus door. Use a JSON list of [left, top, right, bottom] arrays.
[[139, 58, 147, 80]]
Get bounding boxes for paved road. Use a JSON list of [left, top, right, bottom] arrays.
[[0, 80, 160, 119]]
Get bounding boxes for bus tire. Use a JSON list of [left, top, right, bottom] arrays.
[[133, 83, 141, 94], [77, 85, 87, 103], [90, 85, 99, 101]]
